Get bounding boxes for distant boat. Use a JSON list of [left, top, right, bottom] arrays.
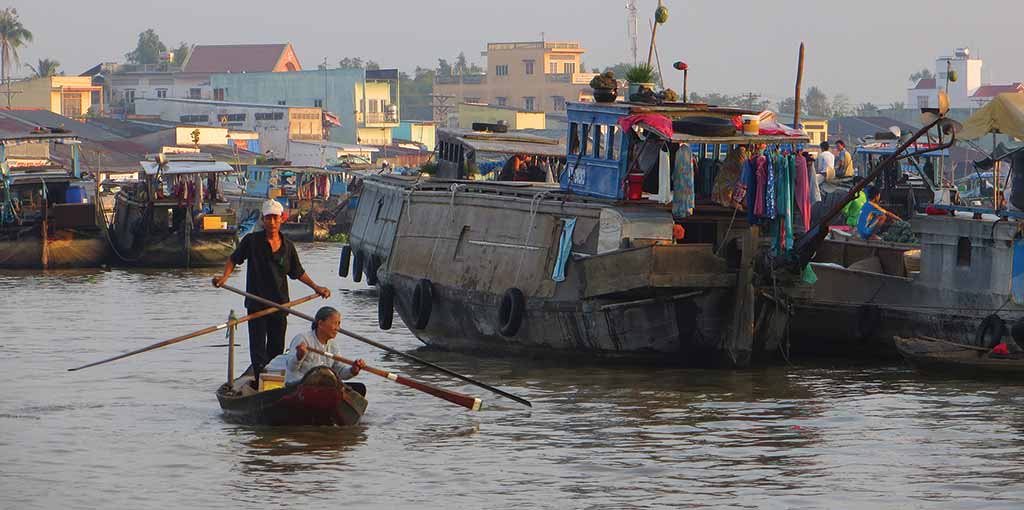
[[109, 153, 238, 267], [0, 133, 111, 269], [895, 336, 1024, 380]]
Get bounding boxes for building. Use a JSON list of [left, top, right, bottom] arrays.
[[134, 97, 322, 163], [907, 47, 1024, 111], [212, 67, 400, 146], [393, 120, 436, 149], [433, 41, 597, 121], [798, 117, 829, 146], [829, 116, 916, 144], [456, 103, 546, 131], [5, 76, 103, 117], [87, 43, 302, 113]]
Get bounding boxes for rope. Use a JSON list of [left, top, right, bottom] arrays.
[[513, 190, 551, 287], [447, 183, 466, 224]]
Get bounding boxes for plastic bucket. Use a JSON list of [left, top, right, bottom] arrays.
[[65, 186, 87, 204], [627, 174, 644, 200], [741, 115, 760, 136]]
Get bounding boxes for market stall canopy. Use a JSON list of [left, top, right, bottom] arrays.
[[959, 93, 1024, 141]]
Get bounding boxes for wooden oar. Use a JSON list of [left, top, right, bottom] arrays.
[[306, 347, 482, 411], [219, 284, 533, 408], [68, 293, 320, 371]]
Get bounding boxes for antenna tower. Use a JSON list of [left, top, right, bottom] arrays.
[[627, 0, 639, 65]]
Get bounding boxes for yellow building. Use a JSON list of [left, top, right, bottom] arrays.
[[457, 103, 546, 131], [8, 76, 103, 117], [355, 78, 399, 146], [434, 41, 597, 120], [801, 118, 829, 146]]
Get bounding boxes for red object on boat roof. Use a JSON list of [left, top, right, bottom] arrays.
[[925, 205, 951, 215], [626, 174, 644, 200], [991, 343, 1010, 356]]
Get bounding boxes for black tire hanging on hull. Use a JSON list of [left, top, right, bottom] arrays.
[[378, 284, 394, 330], [498, 288, 526, 337], [410, 279, 433, 330], [351, 250, 364, 283], [366, 255, 381, 286], [338, 245, 351, 277], [977, 314, 1006, 348]]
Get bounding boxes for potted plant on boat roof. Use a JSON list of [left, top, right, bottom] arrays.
[[589, 71, 618, 103], [625, 64, 657, 100]]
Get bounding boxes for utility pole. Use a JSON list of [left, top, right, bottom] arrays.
[[626, 0, 639, 65]]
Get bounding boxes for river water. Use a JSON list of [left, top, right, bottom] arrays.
[[3, 244, 1024, 509]]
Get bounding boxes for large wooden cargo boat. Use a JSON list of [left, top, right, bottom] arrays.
[[110, 154, 238, 267], [0, 134, 111, 269], [344, 102, 813, 366]]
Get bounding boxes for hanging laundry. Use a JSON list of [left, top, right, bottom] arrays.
[[744, 157, 758, 225], [718, 146, 749, 208], [793, 153, 811, 232], [775, 152, 793, 251], [672, 144, 695, 218], [805, 152, 822, 204], [754, 154, 768, 218], [765, 152, 777, 219]]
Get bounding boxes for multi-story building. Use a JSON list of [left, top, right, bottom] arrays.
[[212, 68, 400, 146], [433, 41, 597, 121], [907, 47, 1021, 111], [5, 76, 103, 117]]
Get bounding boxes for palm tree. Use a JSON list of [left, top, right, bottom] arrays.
[[27, 58, 58, 78], [0, 8, 33, 107]]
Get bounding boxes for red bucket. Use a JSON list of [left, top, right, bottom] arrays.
[[627, 174, 644, 200]]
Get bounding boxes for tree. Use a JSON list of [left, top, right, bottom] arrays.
[[454, 52, 468, 75], [889, 101, 905, 112], [365, 60, 380, 71], [0, 8, 33, 107], [777, 97, 806, 116], [27, 58, 59, 77], [171, 42, 190, 65], [125, 29, 166, 65], [805, 86, 830, 117], [400, 66, 436, 120], [909, 68, 934, 84], [436, 58, 452, 77], [338, 57, 364, 69], [855, 102, 880, 116], [830, 93, 851, 118], [604, 61, 659, 83]]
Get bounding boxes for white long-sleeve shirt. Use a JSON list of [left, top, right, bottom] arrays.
[[284, 330, 356, 385]]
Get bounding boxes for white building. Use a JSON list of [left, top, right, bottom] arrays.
[[908, 47, 1021, 110]]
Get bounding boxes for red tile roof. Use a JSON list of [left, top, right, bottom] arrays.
[[182, 43, 300, 74], [913, 78, 936, 90], [971, 83, 1024, 98]]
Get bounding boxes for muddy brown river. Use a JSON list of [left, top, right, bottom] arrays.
[[3, 244, 1024, 508]]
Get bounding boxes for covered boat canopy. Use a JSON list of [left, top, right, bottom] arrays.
[[438, 128, 565, 158], [959, 93, 1024, 141], [139, 158, 235, 176]]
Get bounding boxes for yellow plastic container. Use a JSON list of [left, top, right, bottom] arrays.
[[268, 188, 283, 199], [258, 372, 285, 392], [202, 216, 223, 230], [741, 115, 760, 135]]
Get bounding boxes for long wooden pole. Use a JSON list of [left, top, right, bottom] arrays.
[[227, 311, 236, 384], [68, 293, 320, 371], [793, 42, 805, 128], [219, 285, 533, 407], [306, 347, 482, 411]]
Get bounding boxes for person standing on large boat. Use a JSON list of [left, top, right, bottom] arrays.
[[285, 306, 367, 395], [212, 199, 331, 378], [834, 140, 855, 178]]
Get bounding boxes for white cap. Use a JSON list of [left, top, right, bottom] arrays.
[[261, 199, 284, 216]]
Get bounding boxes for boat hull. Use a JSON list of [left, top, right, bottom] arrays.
[[0, 232, 110, 269], [895, 337, 1024, 379], [110, 193, 236, 267], [215, 367, 368, 426]]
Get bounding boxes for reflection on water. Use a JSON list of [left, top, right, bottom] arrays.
[[3, 245, 1024, 509]]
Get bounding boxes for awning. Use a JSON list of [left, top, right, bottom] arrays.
[[959, 93, 1024, 141]]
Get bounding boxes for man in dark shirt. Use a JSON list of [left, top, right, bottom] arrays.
[[213, 199, 331, 377]]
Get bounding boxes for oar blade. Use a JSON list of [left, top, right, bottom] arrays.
[[393, 374, 483, 411]]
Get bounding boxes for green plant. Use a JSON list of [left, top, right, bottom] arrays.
[[325, 232, 349, 243], [625, 64, 655, 83], [661, 89, 679, 102], [590, 71, 617, 90]]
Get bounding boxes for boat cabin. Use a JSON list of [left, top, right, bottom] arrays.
[[1, 134, 97, 231], [434, 128, 566, 181], [123, 153, 238, 233]]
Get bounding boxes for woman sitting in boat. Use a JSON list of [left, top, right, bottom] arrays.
[[286, 306, 367, 395]]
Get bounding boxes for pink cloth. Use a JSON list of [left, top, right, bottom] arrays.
[[754, 155, 767, 217], [793, 153, 810, 231], [618, 114, 674, 139]]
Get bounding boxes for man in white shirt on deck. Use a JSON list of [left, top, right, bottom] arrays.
[[816, 141, 836, 180], [285, 306, 367, 394]]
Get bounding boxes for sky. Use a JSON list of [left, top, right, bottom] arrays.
[[10, 0, 1023, 106]]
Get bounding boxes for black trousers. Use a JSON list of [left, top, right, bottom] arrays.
[[247, 310, 287, 376]]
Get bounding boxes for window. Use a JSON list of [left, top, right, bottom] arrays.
[[156, 88, 167, 98], [219, 113, 245, 123], [180, 114, 209, 123], [368, 100, 379, 113], [524, 60, 535, 75], [569, 122, 580, 154], [277, 100, 286, 105], [314, 99, 323, 108], [465, 97, 482, 104], [496, 97, 507, 107], [255, 112, 285, 121], [563, 62, 576, 74], [607, 126, 619, 160], [551, 96, 566, 112], [213, 88, 226, 101], [495, 64, 508, 76], [124, 89, 136, 103], [549, 62, 558, 74], [917, 95, 930, 108], [523, 96, 535, 111], [188, 88, 201, 99], [580, 123, 590, 155], [957, 237, 972, 267], [592, 125, 603, 157]]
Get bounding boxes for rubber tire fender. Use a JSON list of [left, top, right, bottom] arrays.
[[671, 116, 736, 137], [351, 250, 364, 283], [338, 245, 351, 277], [378, 284, 394, 330], [976, 314, 1006, 349], [410, 279, 433, 330], [498, 288, 526, 337], [366, 255, 381, 286]]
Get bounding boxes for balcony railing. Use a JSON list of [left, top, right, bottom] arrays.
[[435, 74, 487, 85], [546, 72, 598, 85], [357, 112, 400, 125]]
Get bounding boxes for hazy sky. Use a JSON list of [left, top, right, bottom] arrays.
[[11, 0, 1023, 105]]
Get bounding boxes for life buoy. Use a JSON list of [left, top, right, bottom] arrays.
[[366, 255, 381, 286], [378, 284, 394, 330], [410, 279, 433, 329], [351, 250, 364, 283], [498, 288, 526, 337], [976, 314, 1006, 348], [338, 245, 351, 277]]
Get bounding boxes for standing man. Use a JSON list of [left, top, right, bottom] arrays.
[[816, 141, 836, 181], [834, 140, 854, 178], [213, 199, 331, 378]]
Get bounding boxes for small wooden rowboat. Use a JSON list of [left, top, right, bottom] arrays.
[[216, 366, 368, 426], [894, 336, 1024, 379]]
